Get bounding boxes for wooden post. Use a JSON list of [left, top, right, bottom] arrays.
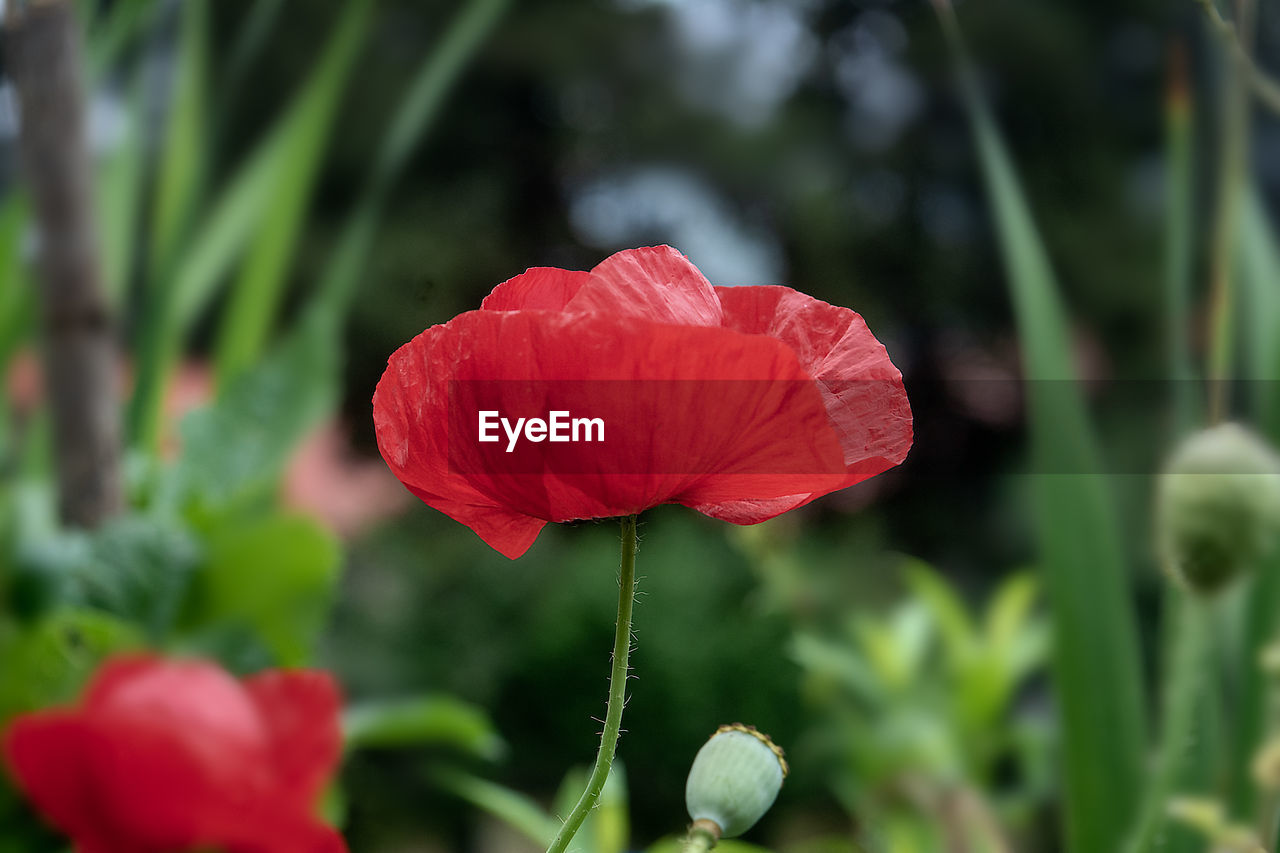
[[6, 0, 124, 527]]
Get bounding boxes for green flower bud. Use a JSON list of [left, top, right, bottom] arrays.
[[1156, 423, 1280, 595], [685, 723, 788, 838]]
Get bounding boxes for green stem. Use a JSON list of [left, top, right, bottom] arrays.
[[1229, 560, 1280, 817], [545, 515, 639, 853], [1194, 0, 1280, 115], [1125, 592, 1210, 853]]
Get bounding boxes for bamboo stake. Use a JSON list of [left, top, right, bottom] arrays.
[[6, 0, 124, 527]]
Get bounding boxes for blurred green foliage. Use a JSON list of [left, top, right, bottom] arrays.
[[790, 564, 1051, 851], [4, 0, 1280, 851]]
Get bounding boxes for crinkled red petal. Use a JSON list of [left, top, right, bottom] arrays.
[[480, 267, 590, 312], [564, 245, 723, 326], [373, 308, 849, 557]]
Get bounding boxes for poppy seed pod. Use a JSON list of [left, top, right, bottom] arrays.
[[685, 724, 788, 838], [1156, 423, 1280, 595]]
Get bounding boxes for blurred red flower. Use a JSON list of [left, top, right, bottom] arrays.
[[2, 656, 345, 853], [373, 245, 912, 558]]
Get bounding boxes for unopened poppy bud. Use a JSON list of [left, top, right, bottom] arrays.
[[685, 723, 788, 839], [1156, 423, 1280, 595]]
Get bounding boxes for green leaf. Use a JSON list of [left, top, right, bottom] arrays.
[[593, 763, 630, 853], [128, 0, 369, 450], [789, 632, 884, 706], [313, 781, 346, 832], [567, 763, 627, 853], [343, 696, 505, 760], [75, 516, 202, 643], [935, 8, 1147, 851], [852, 616, 917, 691], [312, 0, 512, 321], [184, 513, 339, 667], [549, 764, 629, 853], [1236, 188, 1280, 435], [1163, 68, 1197, 433], [173, 314, 336, 511], [1134, 63, 1210, 853], [166, 137, 281, 337], [147, 0, 209, 278], [0, 194, 32, 370], [984, 572, 1037, 654], [0, 609, 143, 725], [904, 561, 977, 661], [85, 0, 157, 80], [431, 767, 560, 848], [95, 73, 146, 308]]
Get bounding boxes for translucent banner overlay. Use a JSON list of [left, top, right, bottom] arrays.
[[441, 379, 1280, 476], [446, 379, 906, 476]]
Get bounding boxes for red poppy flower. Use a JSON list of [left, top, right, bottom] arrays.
[[2, 655, 345, 853], [374, 245, 912, 558]]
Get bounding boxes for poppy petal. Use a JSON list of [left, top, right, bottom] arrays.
[[80, 654, 162, 709], [692, 286, 912, 522], [85, 658, 267, 759], [373, 321, 546, 557], [402, 483, 547, 560], [214, 815, 347, 853], [3, 715, 110, 849], [374, 308, 848, 557], [2, 657, 348, 853], [564, 245, 723, 325], [243, 670, 343, 804], [715, 285, 912, 469], [80, 706, 343, 853], [480, 267, 590, 312]]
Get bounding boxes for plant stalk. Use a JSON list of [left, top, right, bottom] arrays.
[[545, 515, 639, 853], [681, 821, 721, 853], [1194, 0, 1280, 115], [1125, 592, 1210, 853], [5, 0, 124, 528]]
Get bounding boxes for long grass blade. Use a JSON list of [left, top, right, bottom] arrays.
[[211, 0, 373, 387], [95, 71, 146, 308], [148, 0, 209, 278], [85, 0, 155, 80], [1237, 189, 1280, 432], [220, 0, 286, 105], [934, 5, 1147, 851], [1165, 47, 1198, 435], [431, 767, 560, 847], [126, 0, 370, 448], [1125, 47, 1209, 853], [313, 0, 511, 325]]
